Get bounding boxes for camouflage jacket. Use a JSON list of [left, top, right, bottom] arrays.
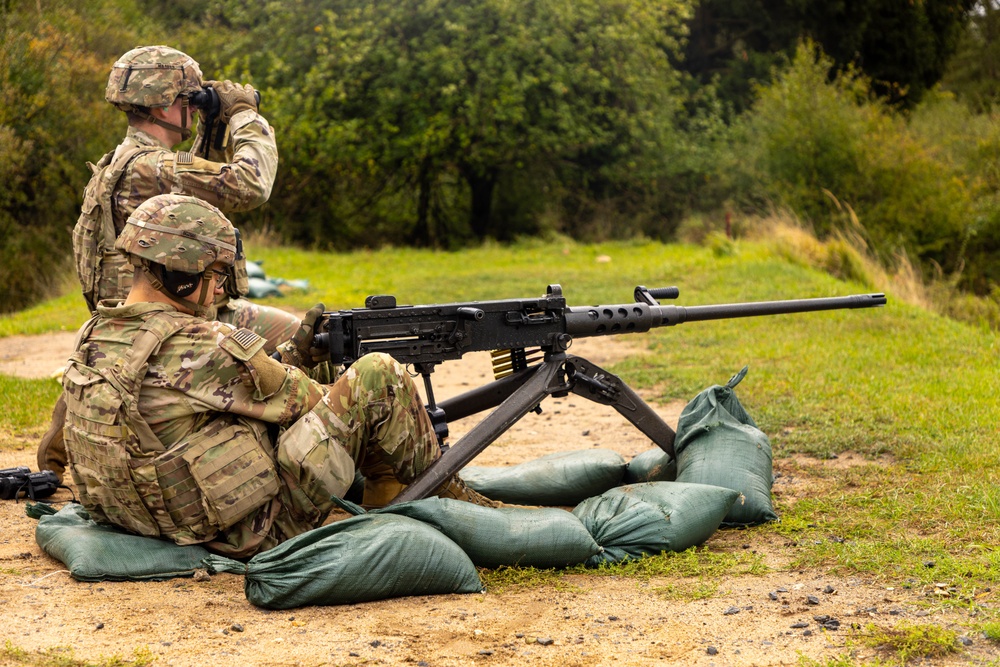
[[62, 301, 325, 553], [74, 111, 278, 310]]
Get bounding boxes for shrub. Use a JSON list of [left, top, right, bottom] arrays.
[[737, 42, 975, 282]]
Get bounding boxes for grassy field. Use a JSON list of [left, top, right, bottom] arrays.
[[2, 236, 998, 655]]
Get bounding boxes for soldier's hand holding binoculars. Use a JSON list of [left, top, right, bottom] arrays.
[[205, 80, 259, 123]]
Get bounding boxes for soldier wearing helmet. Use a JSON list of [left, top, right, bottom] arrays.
[[40, 45, 301, 480], [62, 195, 502, 557]]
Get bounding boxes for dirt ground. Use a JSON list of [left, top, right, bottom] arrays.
[[0, 332, 993, 666]]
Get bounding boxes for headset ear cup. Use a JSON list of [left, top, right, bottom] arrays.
[[165, 269, 200, 297]]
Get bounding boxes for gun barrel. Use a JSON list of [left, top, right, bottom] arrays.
[[564, 292, 885, 338], [660, 293, 886, 325]]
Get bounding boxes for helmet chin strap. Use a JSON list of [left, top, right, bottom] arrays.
[[132, 96, 192, 142]]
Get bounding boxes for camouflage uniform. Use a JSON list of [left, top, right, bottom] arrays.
[[64, 303, 439, 557], [62, 195, 442, 557]]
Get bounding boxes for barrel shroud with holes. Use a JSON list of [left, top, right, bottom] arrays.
[[313, 285, 887, 504]]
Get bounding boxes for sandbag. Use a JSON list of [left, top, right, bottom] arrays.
[[370, 497, 601, 569], [460, 449, 626, 506], [245, 260, 266, 279], [204, 513, 482, 609], [33, 503, 212, 582], [247, 276, 282, 298], [573, 482, 739, 566], [673, 367, 778, 525], [623, 448, 676, 483]]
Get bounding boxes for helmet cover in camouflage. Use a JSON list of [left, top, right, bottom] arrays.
[[106, 45, 203, 110], [116, 194, 238, 273]]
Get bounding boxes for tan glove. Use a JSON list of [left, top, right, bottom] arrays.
[[278, 304, 327, 369], [209, 79, 259, 123]]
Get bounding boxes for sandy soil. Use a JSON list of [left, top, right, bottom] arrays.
[[0, 334, 992, 666]]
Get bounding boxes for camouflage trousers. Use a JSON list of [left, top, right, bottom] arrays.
[[208, 352, 441, 557]]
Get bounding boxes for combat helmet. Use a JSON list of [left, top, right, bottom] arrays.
[[106, 45, 203, 140], [116, 194, 242, 316]]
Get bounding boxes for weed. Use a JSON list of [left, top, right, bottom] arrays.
[[982, 621, 1000, 642], [0, 642, 154, 667], [859, 622, 960, 663]]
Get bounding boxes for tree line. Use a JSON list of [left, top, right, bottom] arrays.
[[1, 0, 997, 312]]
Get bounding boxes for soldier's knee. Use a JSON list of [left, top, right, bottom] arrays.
[[353, 352, 406, 385]]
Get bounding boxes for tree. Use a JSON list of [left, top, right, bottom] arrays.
[[0, 0, 157, 311], [942, 0, 1000, 111], [239, 0, 690, 246], [683, 0, 975, 112]]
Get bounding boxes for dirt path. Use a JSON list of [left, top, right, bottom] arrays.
[[0, 334, 989, 666]]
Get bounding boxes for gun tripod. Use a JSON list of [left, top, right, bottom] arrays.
[[389, 348, 676, 504]]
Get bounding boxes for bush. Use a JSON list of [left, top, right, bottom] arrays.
[[736, 42, 975, 281]]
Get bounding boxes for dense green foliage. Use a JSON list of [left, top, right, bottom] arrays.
[[206, 0, 692, 246], [0, 0, 155, 311], [683, 0, 975, 111], [942, 0, 1000, 112], [1, 0, 999, 315]]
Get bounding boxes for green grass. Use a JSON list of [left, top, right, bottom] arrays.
[[0, 375, 62, 441], [0, 641, 155, 667], [2, 237, 999, 605]]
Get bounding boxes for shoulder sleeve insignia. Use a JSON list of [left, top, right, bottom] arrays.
[[219, 328, 266, 361], [175, 151, 194, 165]]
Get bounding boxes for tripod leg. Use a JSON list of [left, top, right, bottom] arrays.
[[389, 357, 569, 504], [563, 355, 676, 457]]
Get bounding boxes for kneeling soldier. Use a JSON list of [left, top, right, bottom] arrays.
[[62, 193, 496, 558]]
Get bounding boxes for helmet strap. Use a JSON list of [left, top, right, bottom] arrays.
[[131, 98, 192, 142]]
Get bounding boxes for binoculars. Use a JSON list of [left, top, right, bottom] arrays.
[[188, 86, 262, 120], [0, 466, 59, 501]]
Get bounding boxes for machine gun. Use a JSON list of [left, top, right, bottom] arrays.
[[313, 285, 887, 504]]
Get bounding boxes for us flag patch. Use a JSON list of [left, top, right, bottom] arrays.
[[229, 328, 262, 351]]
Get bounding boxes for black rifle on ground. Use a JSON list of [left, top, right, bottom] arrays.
[[313, 285, 887, 504]]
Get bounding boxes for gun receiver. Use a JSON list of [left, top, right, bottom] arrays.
[[313, 285, 886, 504]]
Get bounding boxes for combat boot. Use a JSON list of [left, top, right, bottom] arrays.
[[361, 460, 406, 508], [434, 475, 509, 509], [36, 395, 68, 484]]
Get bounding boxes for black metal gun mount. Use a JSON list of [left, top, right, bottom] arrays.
[[313, 285, 887, 504]]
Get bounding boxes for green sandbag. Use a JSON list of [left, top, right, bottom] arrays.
[[371, 497, 601, 568], [573, 482, 739, 566], [673, 367, 779, 525], [623, 448, 676, 483], [460, 449, 626, 505], [33, 503, 212, 582], [204, 513, 482, 609]]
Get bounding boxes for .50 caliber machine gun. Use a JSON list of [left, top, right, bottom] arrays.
[[312, 285, 887, 504]]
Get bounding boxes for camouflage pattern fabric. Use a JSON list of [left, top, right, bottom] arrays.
[[74, 114, 277, 309], [105, 45, 203, 110], [63, 301, 440, 558], [216, 298, 299, 355]]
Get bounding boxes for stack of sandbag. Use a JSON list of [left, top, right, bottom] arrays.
[[244, 259, 310, 299], [362, 498, 602, 569], [672, 366, 779, 525]]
